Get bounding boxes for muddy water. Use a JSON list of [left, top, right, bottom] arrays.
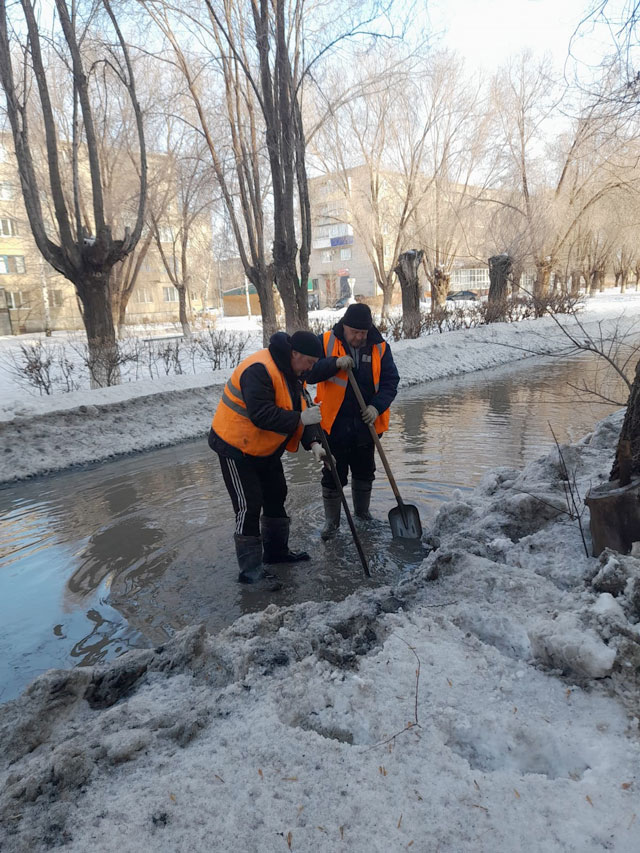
[[0, 352, 627, 701]]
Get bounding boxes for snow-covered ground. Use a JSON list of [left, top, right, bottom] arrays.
[[1, 405, 639, 852], [1, 292, 639, 483], [1, 294, 640, 853]]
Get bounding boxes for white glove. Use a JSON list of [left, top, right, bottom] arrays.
[[362, 404, 379, 424], [300, 404, 322, 426], [336, 355, 354, 370], [310, 442, 326, 463]]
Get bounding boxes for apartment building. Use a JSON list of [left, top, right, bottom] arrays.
[[0, 134, 218, 334], [308, 166, 503, 307]]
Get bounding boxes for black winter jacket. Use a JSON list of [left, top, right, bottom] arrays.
[[306, 321, 399, 444], [209, 332, 317, 459]]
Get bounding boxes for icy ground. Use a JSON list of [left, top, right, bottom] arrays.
[[1, 410, 640, 852], [1, 293, 640, 483]]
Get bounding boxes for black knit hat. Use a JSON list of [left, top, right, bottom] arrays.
[[290, 330, 323, 358], [342, 302, 372, 330]]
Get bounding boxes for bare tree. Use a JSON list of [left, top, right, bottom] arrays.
[[488, 52, 638, 312], [0, 0, 147, 384], [150, 134, 216, 337], [141, 1, 278, 344], [312, 44, 441, 317]]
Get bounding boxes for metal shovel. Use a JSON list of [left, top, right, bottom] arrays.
[[346, 367, 423, 539]]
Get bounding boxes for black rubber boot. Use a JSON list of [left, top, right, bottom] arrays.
[[261, 516, 310, 564], [321, 488, 342, 540], [234, 534, 273, 584], [352, 479, 373, 520]]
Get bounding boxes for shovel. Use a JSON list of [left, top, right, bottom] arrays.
[[346, 367, 423, 540], [302, 388, 370, 577]]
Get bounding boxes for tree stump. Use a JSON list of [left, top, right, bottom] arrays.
[[586, 358, 640, 556], [487, 254, 512, 322], [395, 249, 424, 339], [585, 478, 640, 557]]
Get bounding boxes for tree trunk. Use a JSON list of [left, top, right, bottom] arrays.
[[589, 269, 599, 296], [276, 262, 307, 333], [534, 258, 551, 300], [611, 359, 640, 483], [598, 269, 606, 292], [570, 269, 582, 296], [380, 277, 394, 319], [585, 358, 640, 556], [621, 271, 628, 293], [395, 250, 423, 339], [430, 268, 450, 309], [76, 270, 120, 388], [177, 285, 191, 337], [249, 266, 278, 346], [510, 260, 523, 296], [487, 254, 512, 322]]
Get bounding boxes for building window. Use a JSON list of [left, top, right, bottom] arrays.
[[450, 268, 490, 289], [157, 226, 174, 243], [135, 288, 153, 303], [6, 290, 30, 308], [340, 248, 351, 261], [0, 218, 19, 237], [0, 255, 25, 274], [321, 250, 332, 264], [163, 286, 178, 302], [51, 289, 64, 307], [0, 182, 15, 200]]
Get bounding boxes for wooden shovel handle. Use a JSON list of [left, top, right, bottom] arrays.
[[346, 367, 406, 508]]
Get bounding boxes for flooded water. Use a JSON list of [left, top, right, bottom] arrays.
[[0, 352, 628, 702]]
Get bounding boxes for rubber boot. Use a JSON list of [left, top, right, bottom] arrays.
[[352, 479, 373, 520], [321, 488, 342, 540], [261, 516, 310, 564], [234, 534, 270, 584]]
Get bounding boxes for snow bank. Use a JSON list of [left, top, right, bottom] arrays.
[[1, 410, 640, 852], [1, 293, 639, 483]]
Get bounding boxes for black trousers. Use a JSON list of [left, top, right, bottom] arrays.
[[320, 432, 376, 490], [218, 453, 288, 537]]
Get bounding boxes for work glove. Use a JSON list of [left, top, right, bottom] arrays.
[[300, 404, 322, 426], [310, 442, 326, 463], [336, 355, 354, 371], [362, 404, 379, 425], [311, 441, 336, 467]]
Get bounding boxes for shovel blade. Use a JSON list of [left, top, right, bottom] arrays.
[[388, 503, 422, 539]]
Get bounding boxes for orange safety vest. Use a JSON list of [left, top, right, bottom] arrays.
[[212, 349, 306, 456], [315, 330, 390, 435]]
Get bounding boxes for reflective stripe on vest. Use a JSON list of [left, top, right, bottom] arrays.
[[212, 348, 305, 456], [315, 330, 390, 435]]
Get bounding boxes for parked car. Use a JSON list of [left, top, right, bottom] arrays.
[[331, 295, 351, 310], [446, 290, 478, 302]]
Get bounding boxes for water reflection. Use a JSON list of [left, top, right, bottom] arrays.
[[0, 351, 629, 702]]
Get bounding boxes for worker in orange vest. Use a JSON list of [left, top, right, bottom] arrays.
[[209, 331, 327, 583], [308, 303, 399, 538]]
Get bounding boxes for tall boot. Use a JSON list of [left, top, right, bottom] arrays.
[[352, 479, 373, 520], [321, 487, 342, 540], [234, 534, 268, 584], [261, 516, 310, 564]]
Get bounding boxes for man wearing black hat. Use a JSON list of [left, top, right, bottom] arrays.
[[308, 302, 400, 538], [209, 330, 325, 583]]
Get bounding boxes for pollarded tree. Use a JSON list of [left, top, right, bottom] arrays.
[[0, 0, 147, 384]]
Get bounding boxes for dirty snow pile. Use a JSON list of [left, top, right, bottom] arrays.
[[1, 293, 640, 483], [1, 409, 639, 853]]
